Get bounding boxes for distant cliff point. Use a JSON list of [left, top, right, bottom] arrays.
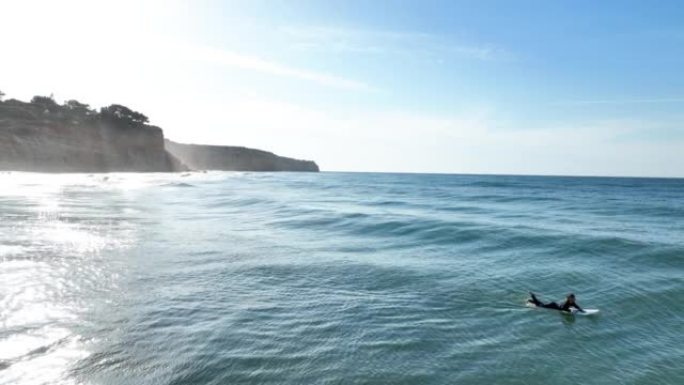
[[165, 140, 319, 172], [0, 92, 319, 173]]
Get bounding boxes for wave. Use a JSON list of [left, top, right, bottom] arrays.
[[159, 182, 195, 188], [3, 172, 683, 385]]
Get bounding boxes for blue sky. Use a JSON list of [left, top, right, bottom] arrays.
[[1, 0, 682, 176]]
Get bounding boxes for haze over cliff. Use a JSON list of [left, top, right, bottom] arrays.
[[165, 140, 319, 172], [0, 93, 319, 173]]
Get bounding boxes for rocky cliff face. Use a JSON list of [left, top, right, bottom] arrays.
[[165, 140, 319, 172], [0, 100, 184, 172]]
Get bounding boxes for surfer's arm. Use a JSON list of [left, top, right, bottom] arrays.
[[572, 304, 585, 312]]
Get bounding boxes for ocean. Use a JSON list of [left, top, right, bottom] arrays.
[[0, 171, 682, 385]]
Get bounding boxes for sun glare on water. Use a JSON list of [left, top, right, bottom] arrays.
[[0, 172, 158, 385]]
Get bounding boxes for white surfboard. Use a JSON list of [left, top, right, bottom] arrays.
[[569, 308, 599, 316]]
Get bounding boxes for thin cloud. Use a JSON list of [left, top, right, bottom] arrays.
[[552, 98, 684, 105], [280, 25, 513, 62], [188, 45, 373, 91]]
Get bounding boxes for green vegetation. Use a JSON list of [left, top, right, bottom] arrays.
[[30, 95, 61, 113], [64, 100, 95, 116], [0, 91, 151, 128], [100, 104, 149, 126]]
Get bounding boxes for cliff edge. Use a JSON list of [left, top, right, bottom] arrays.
[[165, 140, 319, 172]]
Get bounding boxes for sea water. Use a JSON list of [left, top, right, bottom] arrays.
[[0, 172, 682, 385]]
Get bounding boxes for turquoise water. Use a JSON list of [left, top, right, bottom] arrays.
[[0, 172, 682, 385]]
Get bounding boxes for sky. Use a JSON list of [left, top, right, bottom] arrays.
[[1, 0, 683, 177]]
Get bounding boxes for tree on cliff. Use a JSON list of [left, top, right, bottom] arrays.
[[64, 99, 95, 116], [99, 104, 149, 126], [31, 95, 60, 112], [0, 89, 5, 101]]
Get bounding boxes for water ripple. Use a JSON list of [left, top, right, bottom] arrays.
[[0, 172, 682, 384]]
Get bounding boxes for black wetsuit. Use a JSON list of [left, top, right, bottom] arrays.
[[529, 294, 584, 313]]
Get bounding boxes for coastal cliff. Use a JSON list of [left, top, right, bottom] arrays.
[[0, 94, 318, 173], [0, 97, 184, 172], [165, 140, 319, 172]]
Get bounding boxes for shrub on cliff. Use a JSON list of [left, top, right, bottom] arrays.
[[0, 90, 5, 102], [31, 95, 61, 113], [65, 100, 95, 116], [99, 104, 149, 127]]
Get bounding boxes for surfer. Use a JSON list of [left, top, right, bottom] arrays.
[[527, 292, 585, 313]]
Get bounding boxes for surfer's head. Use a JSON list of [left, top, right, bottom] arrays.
[[567, 293, 576, 303]]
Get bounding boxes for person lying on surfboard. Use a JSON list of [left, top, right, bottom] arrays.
[[527, 292, 585, 313]]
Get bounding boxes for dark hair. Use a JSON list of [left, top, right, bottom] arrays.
[[568, 293, 575, 299]]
